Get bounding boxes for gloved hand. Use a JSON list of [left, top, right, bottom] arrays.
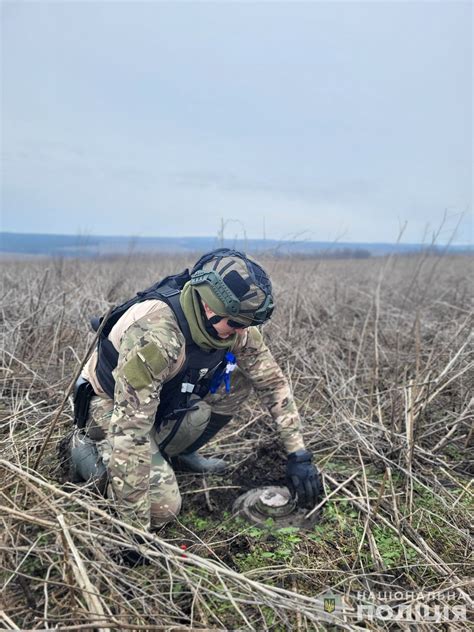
[[114, 534, 160, 567], [118, 543, 150, 567], [286, 449, 322, 509]]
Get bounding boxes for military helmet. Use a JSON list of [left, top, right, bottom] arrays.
[[190, 248, 274, 326]]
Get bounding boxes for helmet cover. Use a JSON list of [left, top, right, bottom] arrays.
[[190, 249, 274, 326]]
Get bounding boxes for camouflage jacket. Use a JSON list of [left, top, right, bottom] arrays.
[[83, 300, 305, 528]]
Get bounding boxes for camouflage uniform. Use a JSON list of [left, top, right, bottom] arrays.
[[82, 297, 304, 531]]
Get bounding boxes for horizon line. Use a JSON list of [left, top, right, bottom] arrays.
[[1, 229, 472, 248]]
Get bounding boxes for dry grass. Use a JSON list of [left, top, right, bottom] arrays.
[[1, 252, 473, 631]]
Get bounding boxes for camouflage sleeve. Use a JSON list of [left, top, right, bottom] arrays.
[[107, 316, 184, 530], [235, 327, 305, 454]]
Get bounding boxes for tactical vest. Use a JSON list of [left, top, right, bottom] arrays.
[[92, 270, 227, 426]]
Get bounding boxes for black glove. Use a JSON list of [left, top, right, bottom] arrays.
[[286, 449, 322, 509], [118, 543, 150, 567], [114, 534, 159, 567]]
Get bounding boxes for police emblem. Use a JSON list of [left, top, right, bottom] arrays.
[[324, 598, 336, 613]]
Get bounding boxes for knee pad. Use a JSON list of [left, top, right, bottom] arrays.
[[182, 412, 233, 454], [150, 494, 182, 529]]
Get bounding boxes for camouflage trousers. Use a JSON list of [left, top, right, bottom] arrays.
[[85, 368, 251, 528]]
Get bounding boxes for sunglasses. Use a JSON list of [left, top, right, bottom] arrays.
[[227, 319, 250, 330]]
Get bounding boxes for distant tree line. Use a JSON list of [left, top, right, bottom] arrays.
[[271, 247, 372, 259]]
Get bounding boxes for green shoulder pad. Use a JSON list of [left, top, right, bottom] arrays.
[[137, 342, 169, 376], [123, 354, 153, 390], [122, 343, 170, 390]]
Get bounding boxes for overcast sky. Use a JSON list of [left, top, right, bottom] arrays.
[[1, 1, 472, 244]]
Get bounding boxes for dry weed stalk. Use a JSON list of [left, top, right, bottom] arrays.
[[1, 253, 472, 630]]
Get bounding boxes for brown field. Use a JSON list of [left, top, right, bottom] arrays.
[[1, 253, 472, 630]]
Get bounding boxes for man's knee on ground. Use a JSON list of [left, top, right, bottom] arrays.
[[150, 494, 182, 529]]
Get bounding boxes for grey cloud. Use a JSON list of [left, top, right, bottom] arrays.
[[2, 1, 471, 243], [171, 171, 377, 205]]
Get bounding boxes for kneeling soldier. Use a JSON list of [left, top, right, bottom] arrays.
[[68, 248, 322, 531]]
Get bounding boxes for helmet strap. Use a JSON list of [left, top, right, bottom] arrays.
[[196, 303, 225, 339], [205, 314, 224, 339]]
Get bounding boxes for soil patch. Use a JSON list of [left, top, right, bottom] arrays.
[[182, 441, 288, 518]]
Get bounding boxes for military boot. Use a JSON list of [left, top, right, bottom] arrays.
[[67, 429, 108, 495], [171, 412, 233, 474], [172, 451, 228, 473]]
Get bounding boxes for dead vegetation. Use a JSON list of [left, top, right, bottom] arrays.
[[1, 252, 473, 631]]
